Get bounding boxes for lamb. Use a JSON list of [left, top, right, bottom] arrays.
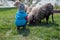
[[28, 3, 54, 24], [28, 4, 41, 24]]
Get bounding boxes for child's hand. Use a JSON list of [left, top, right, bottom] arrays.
[[26, 16, 28, 20]]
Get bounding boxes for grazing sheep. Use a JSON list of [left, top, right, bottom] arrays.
[[28, 3, 54, 24], [28, 5, 41, 24]]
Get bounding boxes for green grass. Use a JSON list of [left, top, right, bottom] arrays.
[[0, 8, 60, 40], [54, 6, 60, 9]]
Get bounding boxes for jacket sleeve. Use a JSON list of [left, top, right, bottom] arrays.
[[25, 12, 28, 20]]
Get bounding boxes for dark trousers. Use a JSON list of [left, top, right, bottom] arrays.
[[16, 21, 27, 31]]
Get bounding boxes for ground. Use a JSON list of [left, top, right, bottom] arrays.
[[0, 8, 60, 40]]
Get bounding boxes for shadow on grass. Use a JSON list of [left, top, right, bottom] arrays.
[[17, 28, 30, 37], [28, 21, 59, 27]]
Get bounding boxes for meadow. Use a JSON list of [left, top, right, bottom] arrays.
[[0, 8, 60, 40]]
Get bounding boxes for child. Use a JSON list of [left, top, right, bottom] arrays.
[[14, 1, 28, 31]]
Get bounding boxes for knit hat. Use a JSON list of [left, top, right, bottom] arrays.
[[19, 3, 25, 10]]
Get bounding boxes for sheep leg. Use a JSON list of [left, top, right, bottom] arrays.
[[52, 13, 54, 23], [46, 16, 49, 24]]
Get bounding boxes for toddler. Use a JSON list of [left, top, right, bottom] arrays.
[[14, 1, 28, 31]]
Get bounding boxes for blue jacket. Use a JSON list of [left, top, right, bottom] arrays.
[[15, 10, 27, 26]]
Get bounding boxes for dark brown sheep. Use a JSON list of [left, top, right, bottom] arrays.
[[28, 3, 54, 24]]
